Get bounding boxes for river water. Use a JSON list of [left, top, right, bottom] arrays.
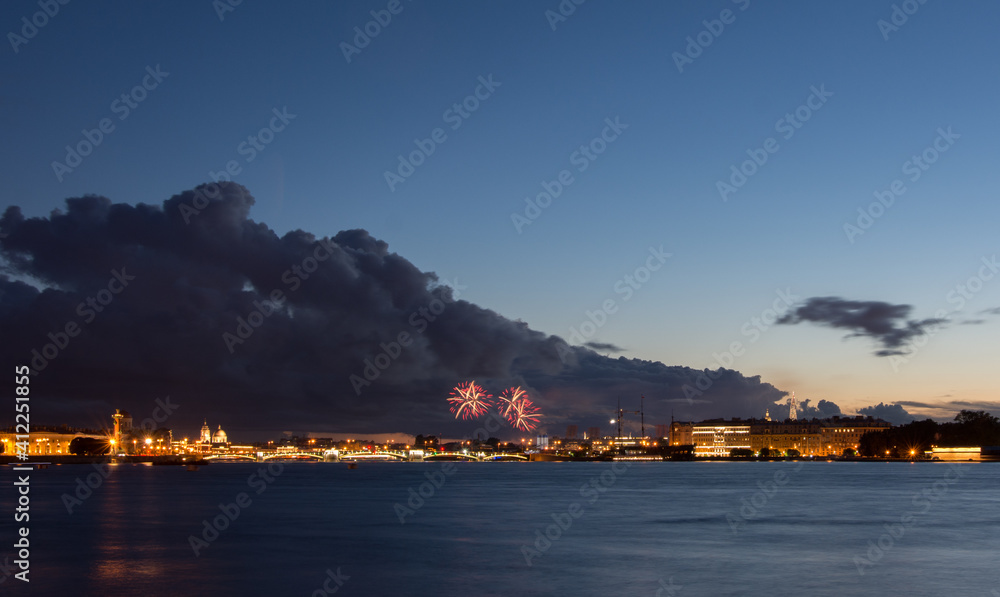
[[2, 461, 998, 596]]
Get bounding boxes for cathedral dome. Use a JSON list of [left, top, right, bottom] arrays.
[[212, 426, 228, 444]]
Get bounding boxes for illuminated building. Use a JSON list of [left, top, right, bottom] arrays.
[[750, 421, 821, 455], [751, 417, 890, 457], [817, 418, 890, 456], [191, 420, 232, 454], [669, 421, 693, 446], [691, 420, 751, 457], [0, 430, 105, 455], [925, 447, 981, 461]]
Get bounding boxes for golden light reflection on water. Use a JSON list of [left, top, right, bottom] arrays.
[[89, 465, 169, 587]]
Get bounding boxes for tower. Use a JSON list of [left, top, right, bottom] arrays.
[[112, 409, 124, 447], [200, 419, 211, 443], [788, 392, 798, 421]]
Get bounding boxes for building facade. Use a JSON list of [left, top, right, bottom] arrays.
[[691, 420, 751, 457]]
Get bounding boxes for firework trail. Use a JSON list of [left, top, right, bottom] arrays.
[[447, 381, 493, 420], [499, 386, 541, 431]]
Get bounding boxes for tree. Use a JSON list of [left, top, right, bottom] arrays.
[[842, 448, 857, 457], [730, 448, 753, 457], [954, 410, 999, 426], [69, 437, 110, 455], [786, 449, 801, 457]]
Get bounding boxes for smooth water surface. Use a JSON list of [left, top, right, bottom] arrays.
[[2, 461, 998, 596]]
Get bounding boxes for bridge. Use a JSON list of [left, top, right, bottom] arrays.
[[202, 450, 529, 462]]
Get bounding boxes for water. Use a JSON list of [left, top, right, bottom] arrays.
[[2, 461, 998, 596]]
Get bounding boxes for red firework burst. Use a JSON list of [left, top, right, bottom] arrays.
[[498, 386, 542, 431], [447, 381, 493, 420]]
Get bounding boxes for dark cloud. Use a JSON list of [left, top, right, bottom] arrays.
[[897, 400, 1000, 417], [855, 402, 914, 425], [796, 398, 842, 418], [777, 297, 947, 357], [583, 342, 625, 353], [0, 184, 788, 440], [978, 306, 1000, 316]]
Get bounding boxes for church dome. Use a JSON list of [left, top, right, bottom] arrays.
[[212, 426, 228, 443]]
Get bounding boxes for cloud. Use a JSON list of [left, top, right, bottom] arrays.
[[897, 400, 1000, 419], [796, 398, 842, 418], [776, 297, 947, 357], [583, 341, 625, 353], [978, 306, 1000, 316], [855, 402, 914, 425], [0, 184, 788, 439]]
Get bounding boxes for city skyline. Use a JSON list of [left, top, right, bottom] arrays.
[[3, 2, 999, 440]]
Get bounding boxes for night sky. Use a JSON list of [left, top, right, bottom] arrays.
[[2, 1, 998, 440]]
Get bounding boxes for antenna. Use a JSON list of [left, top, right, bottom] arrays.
[[640, 395, 645, 438]]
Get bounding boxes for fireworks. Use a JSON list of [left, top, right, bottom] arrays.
[[447, 382, 543, 431], [447, 381, 493, 420], [498, 386, 541, 432]]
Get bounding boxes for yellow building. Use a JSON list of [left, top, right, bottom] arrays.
[[0, 430, 105, 456], [669, 421, 693, 446], [675, 416, 892, 457], [818, 419, 891, 456], [751, 422, 822, 455]]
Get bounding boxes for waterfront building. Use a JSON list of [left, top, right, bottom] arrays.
[[750, 421, 822, 455], [673, 416, 891, 457], [0, 428, 105, 455], [817, 417, 891, 456], [669, 421, 693, 446], [691, 420, 751, 457]]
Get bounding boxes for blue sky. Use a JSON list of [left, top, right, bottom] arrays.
[[3, 0, 999, 422]]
